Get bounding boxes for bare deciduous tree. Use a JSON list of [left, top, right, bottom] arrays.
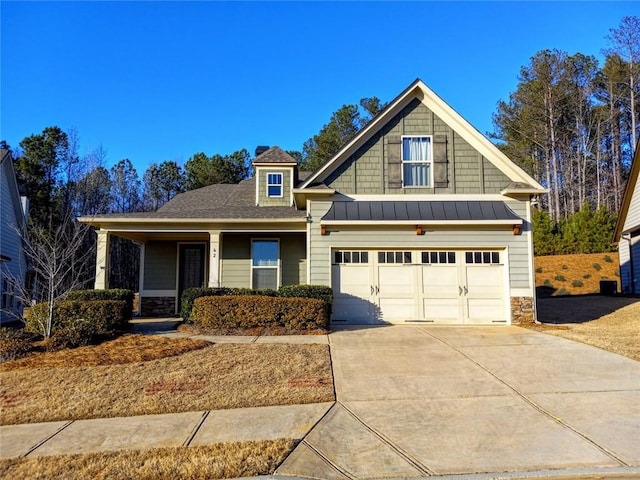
[[15, 214, 95, 338]]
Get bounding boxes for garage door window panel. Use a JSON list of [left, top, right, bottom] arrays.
[[378, 251, 412, 264]]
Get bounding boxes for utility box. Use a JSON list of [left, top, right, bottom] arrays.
[[600, 280, 617, 295]]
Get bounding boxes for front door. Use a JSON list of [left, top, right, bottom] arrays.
[[178, 244, 206, 306]]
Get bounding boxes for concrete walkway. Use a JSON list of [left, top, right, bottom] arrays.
[[1, 326, 639, 480]]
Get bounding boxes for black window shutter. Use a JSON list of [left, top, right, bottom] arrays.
[[387, 136, 402, 188], [433, 134, 448, 188]]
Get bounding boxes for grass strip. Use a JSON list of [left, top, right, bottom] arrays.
[[0, 439, 295, 480]]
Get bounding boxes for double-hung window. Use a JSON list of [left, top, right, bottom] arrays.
[[252, 239, 279, 290], [267, 173, 283, 197], [402, 136, 432, 187]]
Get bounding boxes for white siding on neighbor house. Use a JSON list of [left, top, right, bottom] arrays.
[[308, 197, 533, 295], [622, 179, 640, 233], [619, 236, 640, 294], [1, 161, 28, 324]]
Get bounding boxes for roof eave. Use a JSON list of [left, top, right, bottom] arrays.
[[78, 216, 306, 226], [500, 187, 549, 197], [292, 187, 336, 210], [253, 162, 298, 167]]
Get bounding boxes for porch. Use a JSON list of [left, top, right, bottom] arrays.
[[93, 229, 307, 317]]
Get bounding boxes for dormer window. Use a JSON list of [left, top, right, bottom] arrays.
[[267, 173, 283, 197], [402, 136, 432, 187]]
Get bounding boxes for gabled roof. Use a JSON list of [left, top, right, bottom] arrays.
[[299, 79, 546, 193], [252, 146, 297, 165], [613, 139, 640, 243]]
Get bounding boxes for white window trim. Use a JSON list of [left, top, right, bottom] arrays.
[[401, 135, 433, 188], [266, 172, 284, 198], [251, 238, 280, 289]]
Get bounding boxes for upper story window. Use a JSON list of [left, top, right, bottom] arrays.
[[267, 173, 283, 197], [402, 136, 432, 187]]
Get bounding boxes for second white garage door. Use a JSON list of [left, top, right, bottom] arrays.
[[332, 249, 508, 325]]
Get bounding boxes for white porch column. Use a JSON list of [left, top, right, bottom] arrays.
[[208, 231, 221, 287], [94, 229, 110, 290]]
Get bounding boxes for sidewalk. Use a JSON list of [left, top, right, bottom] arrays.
[[0, 403, 334, 460]]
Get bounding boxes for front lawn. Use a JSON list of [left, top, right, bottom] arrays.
[[526, 296, 640, 361], [0, 334, 334, 425]]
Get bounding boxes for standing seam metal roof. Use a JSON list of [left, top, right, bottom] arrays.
[[321, 201, 521, 222]]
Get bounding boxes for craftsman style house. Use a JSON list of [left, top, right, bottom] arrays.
[[614, 140, 640, 294], [80, 79, 546, 324]]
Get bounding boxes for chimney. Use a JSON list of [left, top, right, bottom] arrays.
[[255, 146, 270, 157]]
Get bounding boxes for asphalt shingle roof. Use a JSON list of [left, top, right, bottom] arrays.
[[252, 146, 298, 164], [88, 176, 307, 221]]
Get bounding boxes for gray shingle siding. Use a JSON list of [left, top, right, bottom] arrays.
[[325, 98, 511, 195]]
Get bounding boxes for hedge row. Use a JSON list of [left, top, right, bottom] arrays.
[[25, 300, 129, 349], [180, 285, 332, 322], [191, 295, 329, 330], [180, 288, 276, 321], [65, 289, 135, 319]]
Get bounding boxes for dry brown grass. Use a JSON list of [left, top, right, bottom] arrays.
[[527, 296, 640, 361], [0, 334, 210, 371], [535, 253, 619, 296], [0, 439, 295, 480], [0, 341, 334, 425]]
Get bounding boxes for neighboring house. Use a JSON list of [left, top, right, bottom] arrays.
[[613, 140, 640, 294], [79, 79, 546, 324], [0, 149, 29, 325]]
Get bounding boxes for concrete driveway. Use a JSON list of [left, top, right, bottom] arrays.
[[277, 326, 640, 479]]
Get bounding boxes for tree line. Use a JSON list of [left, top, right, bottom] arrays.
[[492, 16, 639, 225]]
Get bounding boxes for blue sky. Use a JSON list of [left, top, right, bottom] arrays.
[[1, 1, 636, 174]]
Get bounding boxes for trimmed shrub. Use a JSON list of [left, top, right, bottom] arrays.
[[554, 274, 566, 282], [604, 255, 613, 263], [180, 287, 277, 322], [593, 263, 602, 271], [66, 289, 135, 319], [561, 265, 568, 270], [543, 279, 553, 287], [571, 279, 584, 288], [191, 295, 328, 331], [556, 288, 570, 296], [25, 300, 129, 342], [535, 267, 543, 274], [583, 274, 591, 279], [278, 285, 333, 314], [0, 328, 34, 362]]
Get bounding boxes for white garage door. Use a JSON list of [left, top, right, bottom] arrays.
[[332, 249, 508, 325]]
